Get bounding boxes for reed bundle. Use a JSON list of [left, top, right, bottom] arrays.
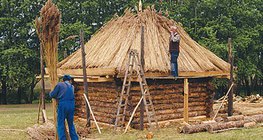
[[35, 0, 61, 139], [58, 7, 229, 76], [36, 0, 61, 88]]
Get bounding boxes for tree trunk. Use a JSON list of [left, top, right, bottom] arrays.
[[29, 79, 36, 104], [245, 79, 251, 96], [236, 81, 241, 96], [206, 121, 245, 133], [181, 122, 216, 134], [1, 79, 7, 104], [17, 87, 22, 104]]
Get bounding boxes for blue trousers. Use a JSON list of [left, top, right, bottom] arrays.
[[170, 52, 179, 77], [57, 101, 79, 140]]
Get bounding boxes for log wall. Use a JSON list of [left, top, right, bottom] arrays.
[[74, 78, 214, 128]]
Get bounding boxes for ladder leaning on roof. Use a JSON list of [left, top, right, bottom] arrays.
[[114, 49, 159, 131]]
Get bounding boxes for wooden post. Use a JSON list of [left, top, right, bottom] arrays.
[[140, 25, 145, 130], [228, 38, 234, 116], [184, 78, 189, 123], [80, 29, 91, 127], [40, 43, 46, 123]]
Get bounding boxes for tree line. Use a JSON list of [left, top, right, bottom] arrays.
[[0, 0, 262, 104]]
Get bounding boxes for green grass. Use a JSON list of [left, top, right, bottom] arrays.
[[0, 104, 262, 140], [88, 126, 263, 140], [0, 104, 53, 140]]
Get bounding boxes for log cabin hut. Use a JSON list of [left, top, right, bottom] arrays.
[[57, 8, 230, 128]]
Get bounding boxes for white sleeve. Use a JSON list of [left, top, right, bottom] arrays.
[[172, 34, 180, 42]]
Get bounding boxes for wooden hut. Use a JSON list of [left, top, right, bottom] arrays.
[[57, 8, 230, 128]]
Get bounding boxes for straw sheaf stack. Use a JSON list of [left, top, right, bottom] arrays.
[[36, 0, 61, 88], [58, 7, 230, 76]]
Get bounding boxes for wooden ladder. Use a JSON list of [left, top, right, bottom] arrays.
[[114, 49, 159, 130]]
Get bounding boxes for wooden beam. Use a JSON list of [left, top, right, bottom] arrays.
[[184, 78, 189, 123], [228, 38, 234, 116], [40, 43, 46, 123], [118, 71, 230, 79], [54, 68, 229, 79], [56, 68, 116, 76], [74, 77, 114, 83], [80, 29, 91, 126], [140, 25, 145, 130]]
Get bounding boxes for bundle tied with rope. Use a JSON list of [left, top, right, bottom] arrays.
[[35, 0, 61, 139]]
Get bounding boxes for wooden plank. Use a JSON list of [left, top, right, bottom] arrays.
[[184, 78, 189, 123], [175, 71, 230, 78], [74, 77, 114, 83], [49, 69, 228, 79], [80, 29, 91, 126], [227, 38, 234, 116], [48, 68, 116, 76], [140, 25, 145, 130], [118, 71, 230, 79]]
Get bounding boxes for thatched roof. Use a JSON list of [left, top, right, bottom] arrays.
[[58, 8, 230, 78]]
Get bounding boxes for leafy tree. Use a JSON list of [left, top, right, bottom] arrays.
[[0, 0, 43, 104], [0, 0, 262, 104]]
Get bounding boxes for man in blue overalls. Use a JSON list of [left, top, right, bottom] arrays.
[[50, 75, 79, 140], [169, 26, 181, 77]]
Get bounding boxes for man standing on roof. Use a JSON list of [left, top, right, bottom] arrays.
[[50, 75, 79, 140], [169, 26, 180, 77]]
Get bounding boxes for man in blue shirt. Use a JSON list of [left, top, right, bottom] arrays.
[[50, 75, 79, 140]]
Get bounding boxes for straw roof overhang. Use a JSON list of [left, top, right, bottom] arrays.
[[58, 8, 230, 79]]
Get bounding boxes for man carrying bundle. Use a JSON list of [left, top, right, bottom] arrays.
[[50, 75, 79, 140], [169, 26, 180, 77]]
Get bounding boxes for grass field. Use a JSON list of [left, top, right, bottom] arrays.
[[0, 104, 262, 140]]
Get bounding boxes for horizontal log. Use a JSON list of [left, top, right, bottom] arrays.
[[145, 102, 205, 110], [129, 97, 207, 104], [92, 112, 116, 119], [88, 96, 117, 102], [206, 121, 245, 133], [151, 98, 206, 104], [87, 93, 117, 98], [75, 91, 117, 97], [88, 106, 117, 114], [130, 88, 207, 94], [129, 92, 207, 99], [224, 115, 244, 122], [244, 122, 256, 128], [244, 114, 263, 123], [132, 111, 206, 123], [89, 101, 116, 107], [90, 116, 114, 124], [182, 123, 216, 134], [132, 110, 206, 118]]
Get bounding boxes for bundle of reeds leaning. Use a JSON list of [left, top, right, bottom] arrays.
[[35, 0, 61, 139]]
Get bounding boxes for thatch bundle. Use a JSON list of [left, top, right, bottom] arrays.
[[58, 7, 229, 77], [35, 0, 61, 139], [35, 0, 61, 88]]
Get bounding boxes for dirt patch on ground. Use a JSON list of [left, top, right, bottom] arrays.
[[213, 95, 263, 117]]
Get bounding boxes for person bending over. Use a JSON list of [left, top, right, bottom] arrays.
[[50, 75, 79, 140]]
